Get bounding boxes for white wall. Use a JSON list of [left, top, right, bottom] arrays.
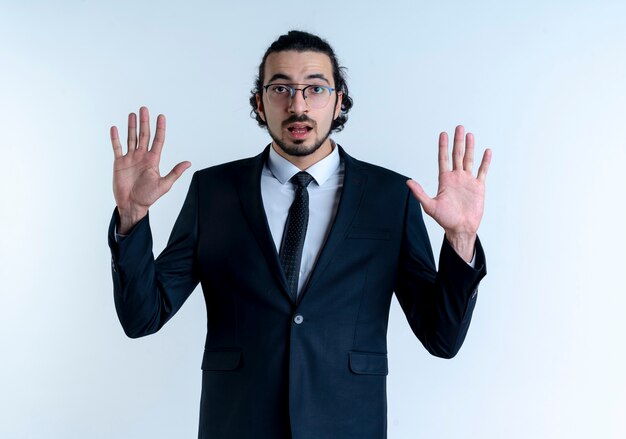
[[1, 1, 624, 437]]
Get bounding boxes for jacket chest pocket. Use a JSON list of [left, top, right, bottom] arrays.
[[346, 227, 392, 240]]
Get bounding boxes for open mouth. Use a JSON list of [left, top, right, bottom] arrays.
[[286, 123, 313, 138], [287, 124, 312, 133]]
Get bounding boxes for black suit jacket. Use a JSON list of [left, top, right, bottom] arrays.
[[108, 146, 486, 439]]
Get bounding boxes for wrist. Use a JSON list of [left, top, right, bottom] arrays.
[[444, 231, 476, 263], [116, 206, 148, 234]]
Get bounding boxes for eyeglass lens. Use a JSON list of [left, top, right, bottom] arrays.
[[265, 85, 332, 109]]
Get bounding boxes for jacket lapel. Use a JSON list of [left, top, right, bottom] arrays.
[[236, 147, 292, 303], [299, 146, 368, 302]]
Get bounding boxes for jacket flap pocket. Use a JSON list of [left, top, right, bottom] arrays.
[[349, 351, 388, 375], [201, 350, 242, 371]]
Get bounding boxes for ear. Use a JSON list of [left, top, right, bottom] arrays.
[[255, 93, 266, 122], [333, 91, 343, 120]]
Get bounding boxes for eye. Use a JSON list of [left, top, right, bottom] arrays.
[[309, 86, 326, 95], [270, 85, 290, 94]]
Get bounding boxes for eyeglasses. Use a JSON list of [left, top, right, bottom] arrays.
[[263, 83, 335, 109]]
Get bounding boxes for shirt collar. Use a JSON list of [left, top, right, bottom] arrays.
[[267, 141, 340, 186]]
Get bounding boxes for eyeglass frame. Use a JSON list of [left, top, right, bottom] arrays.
[[262, 83, 336, 108]]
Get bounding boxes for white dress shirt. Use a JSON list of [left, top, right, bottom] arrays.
[[261, 143, 344, 296]]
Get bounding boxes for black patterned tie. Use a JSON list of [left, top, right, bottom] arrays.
[[279, 171, 314, 301]]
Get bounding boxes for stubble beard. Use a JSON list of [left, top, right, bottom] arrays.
[[267, 117, 332, 158]]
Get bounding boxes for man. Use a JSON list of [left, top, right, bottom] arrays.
[[108, 30, 491, 439]]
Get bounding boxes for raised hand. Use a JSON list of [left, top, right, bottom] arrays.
[[407, 125, 491, 262], [110, 106, 191, 234]]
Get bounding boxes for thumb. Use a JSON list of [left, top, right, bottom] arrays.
[[406, 179, 434, 212], [163, 161, 192, 188]]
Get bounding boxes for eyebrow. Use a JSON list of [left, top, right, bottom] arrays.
[[266, 73, 331, 85]]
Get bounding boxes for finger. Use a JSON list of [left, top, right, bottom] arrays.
[[110, 126, 123, 158], [406, 179, 435, 214], [127, 112, 137, 152], [477, 148, 492, 182], [151, 114, 166, 156], [138, 106, 151, 150], [438, 131, 449, 174], [452, 125, 465, 170], [463, 132, 474, 172], [162, 161, 192, 189]]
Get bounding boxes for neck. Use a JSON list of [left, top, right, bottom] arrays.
[[272, 138, 334, 170]]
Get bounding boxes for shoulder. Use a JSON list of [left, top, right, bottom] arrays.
[[192, 148, 267, 183], [339, 145, 409, 189]]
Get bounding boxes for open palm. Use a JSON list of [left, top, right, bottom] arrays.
[[110, 107, 191, 233], [407, 126, 491, 260]]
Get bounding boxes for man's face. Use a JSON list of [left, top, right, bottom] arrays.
[[256, 50, 342, 158]]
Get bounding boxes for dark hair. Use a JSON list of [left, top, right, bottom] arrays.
[[249, 30, 353, 132]]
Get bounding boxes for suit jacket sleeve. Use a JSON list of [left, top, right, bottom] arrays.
[[108, 172, 200, 338], [394, 191, 486, 358]]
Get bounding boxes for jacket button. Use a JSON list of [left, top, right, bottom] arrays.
[[293, 314, 304, 324]]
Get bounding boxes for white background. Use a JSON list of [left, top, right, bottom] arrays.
[[1, 1, 625, 438]]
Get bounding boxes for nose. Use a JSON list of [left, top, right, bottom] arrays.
[[289, 89, 308, 114]]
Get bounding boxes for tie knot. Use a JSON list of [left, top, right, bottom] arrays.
[[291, 171, 314, 188]]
